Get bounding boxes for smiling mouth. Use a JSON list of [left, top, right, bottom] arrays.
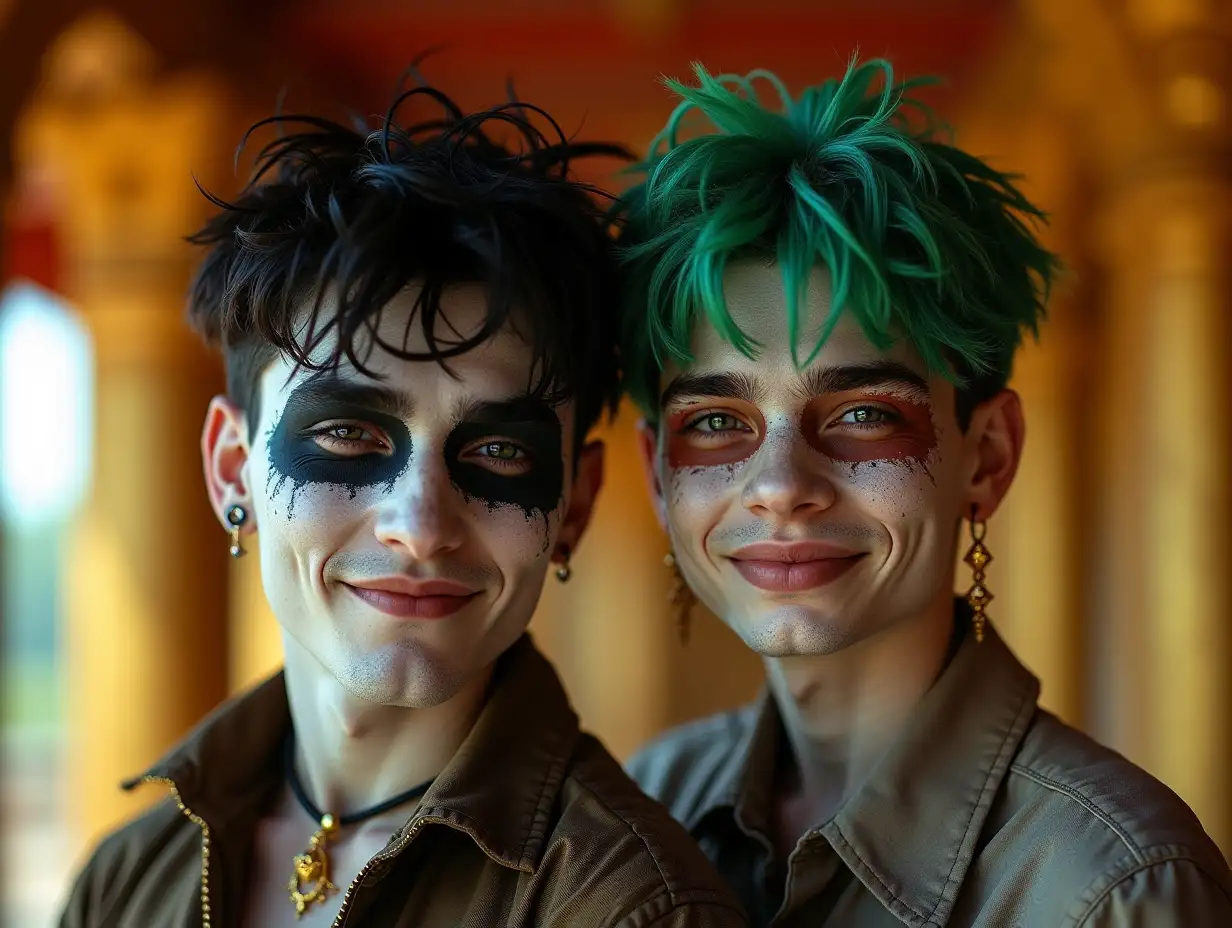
[[342, 582, 480, 620], [727, 543, 866, 594]]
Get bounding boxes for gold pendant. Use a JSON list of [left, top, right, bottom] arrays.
[[287, 814, 340, 918]]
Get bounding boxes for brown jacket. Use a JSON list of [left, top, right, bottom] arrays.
[[59, 635, 747, 928], [628, 609, 1232, 927]]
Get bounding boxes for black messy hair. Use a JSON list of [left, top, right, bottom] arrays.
[[187, 77, 630, 445]]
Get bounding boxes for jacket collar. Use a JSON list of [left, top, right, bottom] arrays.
[[688, 602, 1041, 927], [128, 634, 582, 872]]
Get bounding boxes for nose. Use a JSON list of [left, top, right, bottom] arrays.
[[372, 454, 466, 560], [741, 426, 837, 521]]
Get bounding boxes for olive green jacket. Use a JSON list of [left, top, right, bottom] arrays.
[[629, 611, 1232, 927], [60, 636, 748, 928]]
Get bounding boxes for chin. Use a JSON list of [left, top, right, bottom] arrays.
[[735, 603, 869, 657], [328, 639, 468, 708]]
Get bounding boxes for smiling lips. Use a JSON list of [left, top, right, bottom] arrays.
[[728, 542, 865, 593], [343, 577, 480, 619]]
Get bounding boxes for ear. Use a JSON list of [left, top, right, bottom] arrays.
[[964, 389, 1026, 522], [201, 394, 256, 533], [635, 418, 668, 531], [553, 440, 605, 562]]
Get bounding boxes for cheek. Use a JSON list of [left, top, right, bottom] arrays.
[[460, 496, 562, 564], [836, 462, 936, 521], [664, 459, 746, 531], [254, 485, 370, 615], [257, 482, 373, 566], [831, 429, 957, 528], [261, 456, 372, 521]]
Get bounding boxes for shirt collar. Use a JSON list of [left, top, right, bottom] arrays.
[[407, 634, 581, 872], [128, 634, 582, 873], [687, 601, 1041, 927], [822, 614, 1039, 926]]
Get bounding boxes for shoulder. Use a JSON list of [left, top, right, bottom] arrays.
[[59, 798, 193, 925], [543, 732, 746, 927], [997, 710, 1231, 913], [1009, 711, 1225, 864], [625, 706, 758, 830]]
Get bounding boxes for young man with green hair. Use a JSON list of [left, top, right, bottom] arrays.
[[620, 58, 1232, 926]]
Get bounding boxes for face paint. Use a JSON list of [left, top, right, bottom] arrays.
[[664, 409, 760, 470], [647, 262, 972, 659], [241, 283, 600, 716], [266, 376, 413, 515], [442, 397, 564, 528], [807, 389, 937, 467]]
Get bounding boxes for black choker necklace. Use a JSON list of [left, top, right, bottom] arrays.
[[282, 735, 434, 919]]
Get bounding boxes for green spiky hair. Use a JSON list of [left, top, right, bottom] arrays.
[[617, 57, 1058, 422]]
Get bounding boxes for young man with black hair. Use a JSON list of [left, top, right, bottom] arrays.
[[58, 82, 747, 928]]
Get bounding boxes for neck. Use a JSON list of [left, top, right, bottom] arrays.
[[764, 588, 956, 826], [280, 635, 490, 819]]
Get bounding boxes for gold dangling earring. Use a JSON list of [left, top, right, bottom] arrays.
[[664, 551, 695, 645], [226, 505, 248, 559], [555, 545, 572, 583], [963, 507, 993, 643]]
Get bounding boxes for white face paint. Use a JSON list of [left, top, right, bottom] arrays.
[[247, 284, 579, 707], [646, 261, 970, 657]]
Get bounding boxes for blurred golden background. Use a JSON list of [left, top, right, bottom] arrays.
[[1, 0, 1230, 924]]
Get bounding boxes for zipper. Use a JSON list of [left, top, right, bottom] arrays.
[[331, 820, 425, 927], [144, 776, 213, 928], [330, 813, 519, 926]]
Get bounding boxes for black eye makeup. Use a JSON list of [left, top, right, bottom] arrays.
[[265, 376, 566, 528], [267, 378, 413, 513], [443, 397, 564, 526]]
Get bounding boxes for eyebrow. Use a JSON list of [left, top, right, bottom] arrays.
[[795, 361, 931, 400], [293, 370, 416, 420], [659, 361, 930, 408], [450, 394, 560, 424], [660, 372, 760, 408]]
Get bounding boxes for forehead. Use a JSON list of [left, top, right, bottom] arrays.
[[678, 260, 927, 377], [262, 283, 540, 407]]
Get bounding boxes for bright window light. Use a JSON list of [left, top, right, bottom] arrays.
[[0, 281, 93, 528]]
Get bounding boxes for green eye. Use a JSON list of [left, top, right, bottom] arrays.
[[695, 413, 742, 432], [484, 442, 521, 460], [842, 407, 890, 424]]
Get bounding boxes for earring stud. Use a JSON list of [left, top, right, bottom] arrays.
[[226, 505, 248, 559], [555, 545, 572, 583]]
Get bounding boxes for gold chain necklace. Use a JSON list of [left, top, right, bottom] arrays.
[[284, 736, 434, 918]]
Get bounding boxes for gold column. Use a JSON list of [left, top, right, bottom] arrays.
[[1095, 6, 1232, 851], [1099, 175, 1232, 853], [1090, 194, 1155, 764], [1017, 0, 1232, 853], [15, 13, 233, 845]]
